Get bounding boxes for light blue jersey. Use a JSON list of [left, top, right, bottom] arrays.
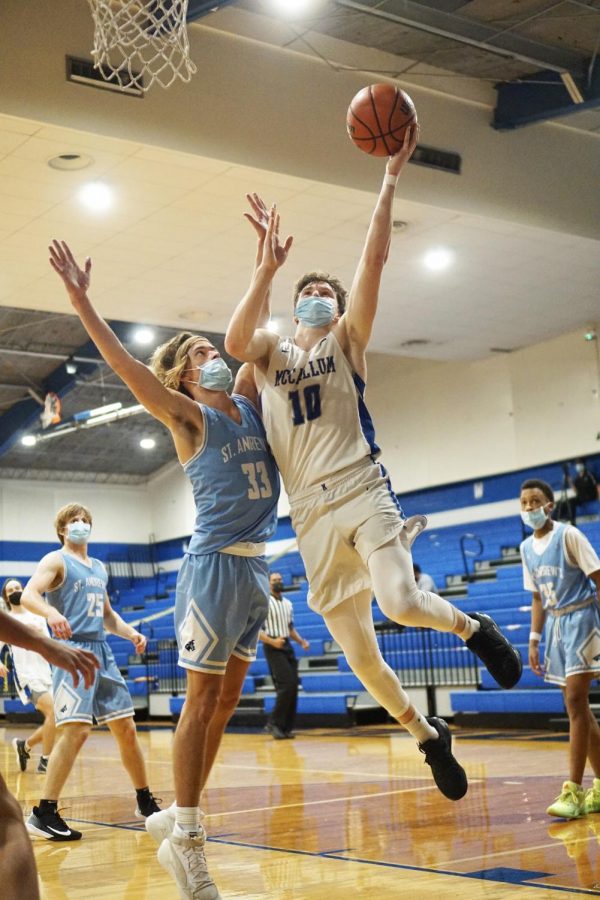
[[185, 395, 279, 555], [521, 522, 596, 611], [47, 551, 107, 640]]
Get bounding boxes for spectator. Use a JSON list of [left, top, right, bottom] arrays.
[[413, 564, 437, 593], [572, 459, 600, 521], [260, 572, 310, 739]]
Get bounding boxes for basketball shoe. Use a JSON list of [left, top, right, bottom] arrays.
[[13, 737, 30, 772], [27, 805, 82, 841], [157, 825, 221, 900], [37, 755, 49, 775], [584, 778, 600, 815], [466, 612, 523, 689], [419, 716, 468, 800], [404, 514, 427, 548], [547, 781, 585, 819], [135, 788, 162, 818], [146, 806, 176, 844]]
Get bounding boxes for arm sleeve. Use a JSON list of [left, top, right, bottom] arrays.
[[564, 526, 600, 576]]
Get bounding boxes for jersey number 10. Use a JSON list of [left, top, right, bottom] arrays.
[[289, 385, 322, 426]]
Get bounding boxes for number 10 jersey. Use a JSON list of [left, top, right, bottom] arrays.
[[256, 331, 381, 497]]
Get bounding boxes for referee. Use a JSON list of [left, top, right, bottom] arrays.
[[260, 572, 310, 739]]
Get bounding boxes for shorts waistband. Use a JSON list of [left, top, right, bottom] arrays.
[[548, 596, 596, 618], [289, 458, 379, 505], [219, 541, 266, 558]]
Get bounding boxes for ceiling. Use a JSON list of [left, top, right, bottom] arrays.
[[0, 0, 598, 481]]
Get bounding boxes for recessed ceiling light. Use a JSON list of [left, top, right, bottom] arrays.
[[48, 153, 93, 171], [140, 437, 156, 450], [133, 327, 155, 344], [78, 181, 113, 213], [21, 435, 37, 447], [423, 247, 454, 272], [267, 0, 320, 17]]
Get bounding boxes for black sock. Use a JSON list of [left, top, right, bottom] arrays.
[[38, 799, 58, 814]]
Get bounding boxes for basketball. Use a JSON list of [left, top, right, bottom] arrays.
[[346, 83, 417, 157]]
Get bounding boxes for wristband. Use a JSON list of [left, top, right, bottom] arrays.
[[529, 631, 542, 642], [384, 173, 398, 187]]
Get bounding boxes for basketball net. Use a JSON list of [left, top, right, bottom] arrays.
[[41, 392, 62, 429], [87, 0, 197, 91]]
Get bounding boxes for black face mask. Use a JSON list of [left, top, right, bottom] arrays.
[[272, 582, 283, 593], [7, 590, 22, 606]]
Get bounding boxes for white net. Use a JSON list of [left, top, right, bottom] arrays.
[[87, 0, 197, 92]]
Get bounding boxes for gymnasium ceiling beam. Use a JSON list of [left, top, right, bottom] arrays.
[[334, 0, 587, 77], [494, 63, 600, 129]]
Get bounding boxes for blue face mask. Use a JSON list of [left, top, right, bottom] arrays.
[[295, 296, 336, 328], [67, 521, 91, 544], [520, 506, 549, 531], [197, 357, 233, 392]]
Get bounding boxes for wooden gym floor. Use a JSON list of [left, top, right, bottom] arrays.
[[1, 722, 598, 899]]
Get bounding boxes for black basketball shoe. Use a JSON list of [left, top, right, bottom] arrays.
[[419, 717, 468, 801], [466, 612, 523, 689]]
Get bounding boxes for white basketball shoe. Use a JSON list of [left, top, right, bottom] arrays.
[[145, 806, 176, 845], [157, 825, 221, 900]]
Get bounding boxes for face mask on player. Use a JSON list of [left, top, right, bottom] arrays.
[[186, 358, 233, 392], [576, 463, 585, 475], [295, 296, 336, 328], [520, 505, 549, 531], [7, 590, 22, 606], [67, 521, 91, 544]]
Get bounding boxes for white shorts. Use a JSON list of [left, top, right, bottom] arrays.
[[289, 460, 405, 615]]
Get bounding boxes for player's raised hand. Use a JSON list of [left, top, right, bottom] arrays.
[[244, 192, 270, 244], [49, 240, 92, 304], [261, 206, 293, 272], [386, 122, 420, 177], [47, 607, 73, 641], [42, 639, 99, 689]]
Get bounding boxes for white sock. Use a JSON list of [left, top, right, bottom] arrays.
[[175, 806, 200, 835], [402, 710, 437, 744], [457, 615, 481, 641]]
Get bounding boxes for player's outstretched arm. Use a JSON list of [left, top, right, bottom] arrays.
[[22, 552, 73, 640], [225, 206, 292, 366], [342, 125, 419, 351], [0, 609, 99, 688], [49, 240, 192, 430]]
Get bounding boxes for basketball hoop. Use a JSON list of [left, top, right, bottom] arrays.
[[87, 0, 197, 92], [41, 393, 62, 429]]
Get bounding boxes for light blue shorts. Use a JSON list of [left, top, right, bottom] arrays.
[[52, 639, 134, 726], [544, 602, 600, 686], [175, 551, 269, 674]]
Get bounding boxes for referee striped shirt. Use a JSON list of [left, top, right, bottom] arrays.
[[263, 594, 294, 639]]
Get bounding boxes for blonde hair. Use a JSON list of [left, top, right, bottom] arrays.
[[148, 332, 209, 393], [54, 503, 92, 545]]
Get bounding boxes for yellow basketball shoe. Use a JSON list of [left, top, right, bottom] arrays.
[[547, 781, 585, 819], [584, 778, 600, 815]]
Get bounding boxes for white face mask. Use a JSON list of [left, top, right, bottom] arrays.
[[67, 521, 91, 544], [185, 357, 233, 392], [520, 505, 549, 531]]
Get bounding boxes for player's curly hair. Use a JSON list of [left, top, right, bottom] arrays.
[[520, 479, 554, 503], [54, 503, 92, 545], [293, 271, 347, 316], [148, 332, 208, 394]]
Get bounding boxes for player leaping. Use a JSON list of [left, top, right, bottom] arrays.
[[226, 131, 522, 801]]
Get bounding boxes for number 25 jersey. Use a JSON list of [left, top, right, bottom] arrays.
[[255, 331, 380, 497]]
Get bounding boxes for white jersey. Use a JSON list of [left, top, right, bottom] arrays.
[[256, 331, 380, 496], [2, 610, 52, 690]]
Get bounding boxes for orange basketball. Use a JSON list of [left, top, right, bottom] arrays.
[[346, 84, 417, 157]]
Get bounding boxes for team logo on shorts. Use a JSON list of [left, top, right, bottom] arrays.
[[179, 600, 219, 664], [54, 682, 83, 721], [577, 628, 600, 669]]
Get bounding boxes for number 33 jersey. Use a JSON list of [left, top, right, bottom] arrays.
[[185, 395, 279, 554], [256, 331, 380, 497]]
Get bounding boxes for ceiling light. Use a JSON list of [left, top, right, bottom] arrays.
[[78, 181, 113, 213], [21, 435, 37, 447], [140, 437, 156, 450], [65, 358, 78, 375], [423, 247, 454, 272], [267, 0, 321, 17], [133, 327, 155, 344], [48, 153, 93, 171]]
